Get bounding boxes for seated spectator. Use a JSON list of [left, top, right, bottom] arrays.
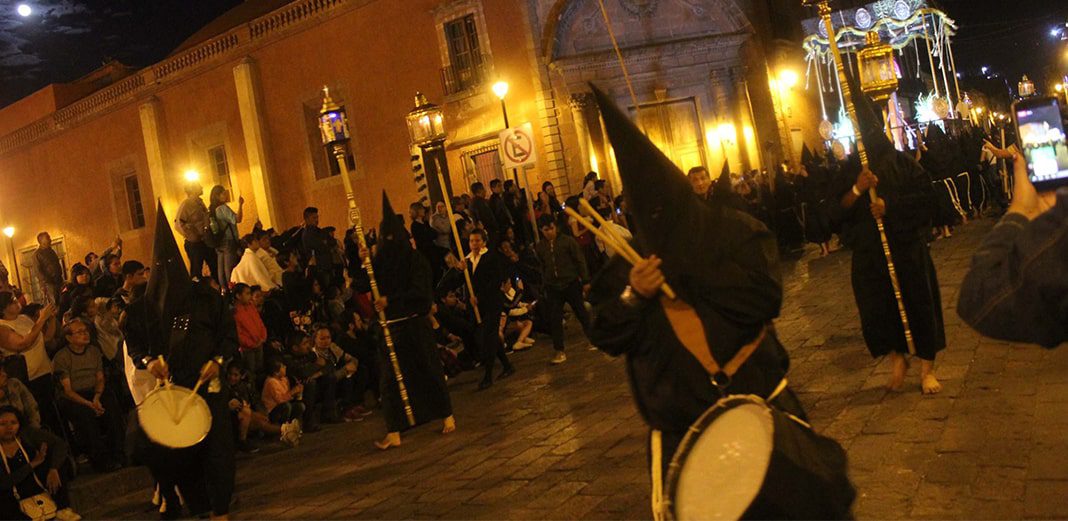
[[311, 326, 358, 423], [58, 264, 92, 320], [279, 337, 320, 431], [429, 303, 465, 378], [501, 279, 535, 353], [260, 360, 304, 434], [0, 366, 40, 428], [52, 319, 123, 473], [333, 313, 378, 416], [233, 284, 267, 379], [61, 295, 98, 329], [436, 290, 479, 370], [958, 148, 1067, 347], [92, 298, 128, 413], [253, 233, 284, 289], [0, 406, 80, 521], [0, 293, 57, 433], [91, 254, 123, 299], [224, 363, 294, 451], [231, 231, 278, 291]]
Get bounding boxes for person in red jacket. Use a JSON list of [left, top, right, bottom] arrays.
[[233, 283, 267, 379]]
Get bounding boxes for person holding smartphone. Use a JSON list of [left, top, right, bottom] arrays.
[[958, 144, 1066, 347]]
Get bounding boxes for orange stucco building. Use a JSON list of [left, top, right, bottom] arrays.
[[0, 0, 815, 301]]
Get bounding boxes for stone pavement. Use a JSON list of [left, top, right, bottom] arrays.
[[82, 217, 1068, 520]]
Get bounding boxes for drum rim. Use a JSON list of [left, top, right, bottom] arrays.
[[138, 387, 212, 448], [663, 394, 773, 521]]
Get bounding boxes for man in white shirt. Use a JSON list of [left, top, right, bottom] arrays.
[[253, 233, 284, 288], [230, 230, 277, 291]]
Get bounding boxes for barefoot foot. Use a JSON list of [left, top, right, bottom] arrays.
[[374, 432, 401, 450], [442, 415, 456, 434], [922, 374, 943, 394], [920, 359, 942, 395], [886, 353, 909, 391]]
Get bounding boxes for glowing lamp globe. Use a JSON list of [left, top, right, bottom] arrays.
[[318, 87, 351, 147], [2, 227, 13, 238], [406, 92, 446, 147], [857, 32, 898, 102]]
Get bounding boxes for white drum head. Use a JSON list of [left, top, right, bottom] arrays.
[[674, 402, 774, 521], [138, 386, 212, 449]]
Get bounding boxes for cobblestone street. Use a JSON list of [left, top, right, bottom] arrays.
[[84, 217, 1068, 520]]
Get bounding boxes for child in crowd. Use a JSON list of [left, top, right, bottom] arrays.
[[233, 283, 267, 379], [260, 359, 304, 438], [226, 363, 297, 450]]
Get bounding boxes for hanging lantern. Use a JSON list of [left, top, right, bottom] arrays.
[[856, 32, 898, 102]]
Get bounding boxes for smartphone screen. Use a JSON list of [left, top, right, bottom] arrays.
[[1015, 97, 1068, 189]]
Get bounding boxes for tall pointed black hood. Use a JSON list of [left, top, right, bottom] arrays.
[[144, 201, 192, 349], [801, 143, 816, 168], [847, 75, 894, 161], [590, 84, 726, 282]]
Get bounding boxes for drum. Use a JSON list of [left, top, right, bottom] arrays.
[[138, 384, 212, 449], [664, 395, 855, 520]]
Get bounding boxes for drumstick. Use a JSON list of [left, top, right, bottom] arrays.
[[578, 199, 641, 260], [562, 206, 677, 300], [156, 358, 180, 423], [176, 362, 214, 422]]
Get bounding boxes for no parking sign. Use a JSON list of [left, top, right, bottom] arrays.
[[499, 123, 538, 169]]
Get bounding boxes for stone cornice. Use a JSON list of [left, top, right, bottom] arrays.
[[551, 31, 749, 78], [0, 0, 373, 158]]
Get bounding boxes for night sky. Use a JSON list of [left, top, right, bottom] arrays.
[[0, 0, 1065, 110]]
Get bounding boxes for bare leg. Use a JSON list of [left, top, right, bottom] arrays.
[[515, 321, 533, 345], [237, 408, 252, 441], [442, 415, 456, 434], [887, 351, 908, 391], [375, 431, 401, 450], [250, 411, 281, 435], [921, 358, 942, 395]]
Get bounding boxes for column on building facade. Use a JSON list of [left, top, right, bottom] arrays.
[[233, 58, 280, 229], [735, 76, 761, 173], [709, 75, 741, 173], [567, 93, 594, 177], [138, 97, 175, 214]]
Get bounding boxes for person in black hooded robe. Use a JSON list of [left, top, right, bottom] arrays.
[[798, 144, 835, 256], [919, 124, 964, 238], [831, 81, 946, 394], [585, 86, 854, 519], [362, 193, 455, 451], [125, 202, 237, 519]]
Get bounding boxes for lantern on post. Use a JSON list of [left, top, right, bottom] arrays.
[[1018, 75, 1036, 98], [317, 86, 416, 427], [856, 32, 898, 102], [405, 92, 451, 205]]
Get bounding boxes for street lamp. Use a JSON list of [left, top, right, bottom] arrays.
[[2, 227, 20, 289], [490, 81, 539, 243], [317, 86, 415, 427], [183, 169, 201, 184]]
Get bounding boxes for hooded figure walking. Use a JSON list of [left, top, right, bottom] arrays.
[[585, 86, 854, 519], [831, 80, 946, 394], [361, 193, 455, 450]]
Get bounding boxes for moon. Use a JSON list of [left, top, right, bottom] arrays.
[[16, 4, 32, 17]]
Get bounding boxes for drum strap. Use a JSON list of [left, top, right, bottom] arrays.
[[660, 297, 767, 390], [650, 430, 665, 521]]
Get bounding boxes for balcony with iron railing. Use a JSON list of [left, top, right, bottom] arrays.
[[440, 54, 492, 97]]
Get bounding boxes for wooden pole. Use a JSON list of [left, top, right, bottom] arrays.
[[815, 0, 917, 357], [429, 148, 482, 324]]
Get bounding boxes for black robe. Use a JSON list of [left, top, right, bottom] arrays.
[[832, 152, 946, 361], [797, 168, 834, 244], [372, 246, 452, 432], [588, 205, 809, 477]]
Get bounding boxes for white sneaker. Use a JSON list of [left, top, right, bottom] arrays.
[[55, 508, 82, 521], [550, 352, 567, 365]]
